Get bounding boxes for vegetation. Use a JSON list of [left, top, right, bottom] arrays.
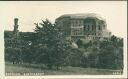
[[5, 19, 123, 70]]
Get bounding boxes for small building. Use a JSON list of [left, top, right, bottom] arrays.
[[55, 13, 111, 42]]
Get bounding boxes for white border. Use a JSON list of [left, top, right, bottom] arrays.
[[0, 1, 127, 79]]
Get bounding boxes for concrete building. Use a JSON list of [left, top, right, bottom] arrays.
[[55, 13, 111, 42]]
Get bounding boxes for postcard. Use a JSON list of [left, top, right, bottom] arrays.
[[0, 1, 127, 79]]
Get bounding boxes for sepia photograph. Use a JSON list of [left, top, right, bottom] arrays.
[[0, 1, 127, 78]]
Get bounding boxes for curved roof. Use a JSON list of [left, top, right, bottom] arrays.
[[57, 13, 105, 21]]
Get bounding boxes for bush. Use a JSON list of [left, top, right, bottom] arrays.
[[5, 47, 22, 64]]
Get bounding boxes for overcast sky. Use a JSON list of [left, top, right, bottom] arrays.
[[0, 1, 127, 38]]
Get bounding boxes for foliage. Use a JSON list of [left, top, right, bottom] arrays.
[[5, 19, 123, 70], [98, 36, 123, 69], [66, 48, 84, 67], [32, 19, 71, 69], [5, 48, 22, 64]]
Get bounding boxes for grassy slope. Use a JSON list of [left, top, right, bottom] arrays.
[[5, 62, 122, 75]]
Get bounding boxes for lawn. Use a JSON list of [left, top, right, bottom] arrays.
[[5, 62, 122, 76]]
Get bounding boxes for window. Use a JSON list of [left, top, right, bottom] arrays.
[[92, 25, 94, 31], [98, 25, 100, 30], [84, 25, 86, 30], [80, 20, 83, 26], [98, 25, 102, 30], [71, 28, 83, 36], [74, 20, 76, 27], [87, 25, 89, 31], [79, 22, 81, 26], [71, 20, 74, 27], [76, 21, 78, 27]]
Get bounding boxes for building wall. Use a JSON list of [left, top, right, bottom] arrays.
[[56, 17, 71, 37], [56, 15, 111, 43]]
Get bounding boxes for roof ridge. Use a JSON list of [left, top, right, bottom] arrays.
[[58, 13, 105, 21]]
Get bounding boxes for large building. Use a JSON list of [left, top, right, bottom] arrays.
[[55, 13, 111, 42]]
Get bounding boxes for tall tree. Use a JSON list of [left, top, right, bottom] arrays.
[[33, 19, 71, 69]]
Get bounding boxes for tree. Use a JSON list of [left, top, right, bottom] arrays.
[[33, 19, 71, 69], [66, 48, 84, 67], [98, 36, 123, 69], [99, 42, 116, 69]]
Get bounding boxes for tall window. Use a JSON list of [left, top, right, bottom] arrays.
[[92, 25, 94, 31], [98, 25, 100, 30], [84, 25, 86, 30], [87, 25, 89, 31], [98, 25, 102, 30], [84, 24, 89, 31]]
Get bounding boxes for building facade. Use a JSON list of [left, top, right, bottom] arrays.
[[55, 13, 111, 42]]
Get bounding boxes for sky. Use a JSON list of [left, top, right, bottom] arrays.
[[0, 1, 127, 38]]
